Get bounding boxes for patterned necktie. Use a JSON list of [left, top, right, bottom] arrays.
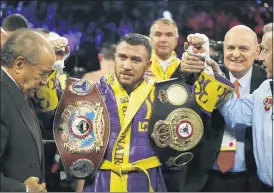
[[233, 80, 240, 98], [217, 80, 240, 173]]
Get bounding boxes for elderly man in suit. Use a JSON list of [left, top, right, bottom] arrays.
[[0, 29, 55, 192], [200, 23, 273, 192], [200, 25, 266, 192], [178, 25, 266, 192]]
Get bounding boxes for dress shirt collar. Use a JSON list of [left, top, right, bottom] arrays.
[[229, 66, 253, 89]]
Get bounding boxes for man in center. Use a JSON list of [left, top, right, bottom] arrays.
[[76, 33, 167, 192]]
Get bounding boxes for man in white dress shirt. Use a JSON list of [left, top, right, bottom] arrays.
[[180, 25, 266, 192], [179, 24, 272, 191], [202, 25, 267, 192], [204, 23, 273, 192]]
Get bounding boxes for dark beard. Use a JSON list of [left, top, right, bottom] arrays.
[[115, 69, 144, 94], [121, 80, 142, 95]]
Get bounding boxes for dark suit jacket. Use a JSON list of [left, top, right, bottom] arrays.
[[164, 64, 266, 192], [0, 68, 45, 192]]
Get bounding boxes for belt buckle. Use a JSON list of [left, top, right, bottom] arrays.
[[166, 152, 193, 167]]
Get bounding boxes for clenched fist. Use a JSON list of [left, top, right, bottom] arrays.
[[48, 37, 70, 61], [180, 33, 218, 75]]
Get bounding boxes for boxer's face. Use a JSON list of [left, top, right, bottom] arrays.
[[259, 33, 273, 78], [115, 41, 151, 93]]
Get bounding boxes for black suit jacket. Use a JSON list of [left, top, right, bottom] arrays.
[[164, 64, 266, 192], [0, 68, 45, 192]]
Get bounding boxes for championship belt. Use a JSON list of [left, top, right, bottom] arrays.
[[53, 78, 110, 179], [148, 78, 203, 170]]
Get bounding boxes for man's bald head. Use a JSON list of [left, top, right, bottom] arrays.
[[224, 25, 258, 45], [1, 28, 55, 67], [223, 25, 259, 78]]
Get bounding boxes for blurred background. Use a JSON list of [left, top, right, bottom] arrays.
[[1, 0, 273, 77]]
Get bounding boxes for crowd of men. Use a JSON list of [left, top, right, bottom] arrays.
[[0, 13, 273, 192]]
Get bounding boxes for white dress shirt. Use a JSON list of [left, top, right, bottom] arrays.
[[213, 67, 253, 172], [157, 54, 174, 73]]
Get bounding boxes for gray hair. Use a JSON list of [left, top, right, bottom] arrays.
[[1, 28, 54, 67], [150, 18, 179, 36]]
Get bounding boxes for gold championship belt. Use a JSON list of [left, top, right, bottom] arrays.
[[148, 78, 203, 170], [53, 78, 110, 179]]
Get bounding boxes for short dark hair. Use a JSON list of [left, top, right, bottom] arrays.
[[116, 33, 152, 59], [1, 29, 54, 68], [101, 43, 116, 61], [2, 14, 29, 31]]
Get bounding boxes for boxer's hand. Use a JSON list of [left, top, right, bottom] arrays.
[[1, 27, 8, 48], [49, 37, 68, 51], [180, 52, 205, 73], [187, 34, 206, 48], [49, 37, 70, 61], [24, 177, 47, 192], [55, 45, 70, 61], [185, 33, 207, 54]]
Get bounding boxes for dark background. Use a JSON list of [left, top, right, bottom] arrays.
[[1, 0, 272, 76]]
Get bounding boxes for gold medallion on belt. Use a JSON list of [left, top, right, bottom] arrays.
[[158, 84, 188, 106], [151, 108, 203, 152]]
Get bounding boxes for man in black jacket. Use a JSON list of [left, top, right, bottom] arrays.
[[201, 25, 266, 192], [0, 29, 55, 192], [173, 26, 266, 192]]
